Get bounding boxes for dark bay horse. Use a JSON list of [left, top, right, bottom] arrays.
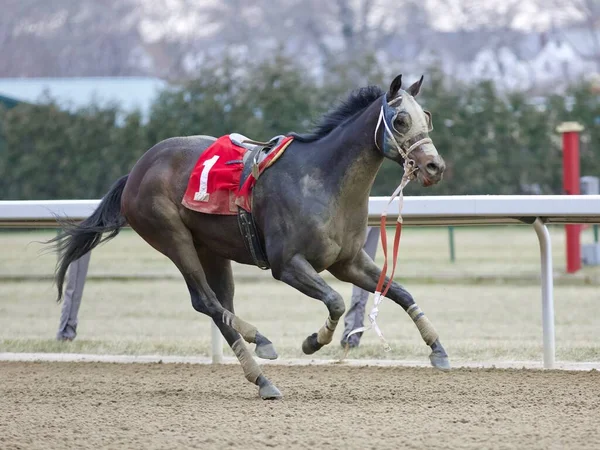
[[49, 74, 448, 399]]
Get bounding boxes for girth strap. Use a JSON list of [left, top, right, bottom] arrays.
[[237, 207, 270, 270]]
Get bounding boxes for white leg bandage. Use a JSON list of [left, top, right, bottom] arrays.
[[407, 304, 439, 346], [223, 311, 257, 343], [316, 317, 338, 345], [232, 338, 262, 384]]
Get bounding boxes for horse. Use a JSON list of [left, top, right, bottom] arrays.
[[48, 74, 448, 400]]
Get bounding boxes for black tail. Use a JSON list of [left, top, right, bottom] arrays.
[[47, 175, 129, 301]]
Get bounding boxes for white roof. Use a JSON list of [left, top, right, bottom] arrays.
[[0, 77, 168, 117]]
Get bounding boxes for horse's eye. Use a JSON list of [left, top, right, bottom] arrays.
[[394, 112, 411, 132]]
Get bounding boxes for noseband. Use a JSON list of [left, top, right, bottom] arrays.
[[373, 93, 433, 177]]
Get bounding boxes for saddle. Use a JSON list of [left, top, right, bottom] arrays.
[[229, 133, 287, 187], [230, 133, 287, 271]]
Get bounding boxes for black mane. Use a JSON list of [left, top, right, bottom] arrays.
[[288, 85, 384, 142]]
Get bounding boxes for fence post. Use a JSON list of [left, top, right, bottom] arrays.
[[211, 321, 223, 364], [448, 226, 456, 263], [556, 121, 584, 273]]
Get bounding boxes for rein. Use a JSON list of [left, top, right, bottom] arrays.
[[345, 95, 423, 352]]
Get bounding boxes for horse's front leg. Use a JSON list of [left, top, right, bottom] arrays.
[[329, 250, 450, 369], [274, 254, 345, 355]]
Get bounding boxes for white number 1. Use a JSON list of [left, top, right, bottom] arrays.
[[194, 155, 219, 201]]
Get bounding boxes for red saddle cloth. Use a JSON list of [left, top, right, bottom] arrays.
[[182, 134, 293, 215]]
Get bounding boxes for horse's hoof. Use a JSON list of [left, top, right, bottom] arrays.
[[254, 332, 278, 360], [301, 332, 324, 355], [259, 383, 283, 400], [255, 342, 278, 360], [429, 352, 451, 370]]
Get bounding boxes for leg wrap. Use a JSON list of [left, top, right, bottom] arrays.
[[223, 311, 257, 343], [232, 338, 262, 384], [316, 317, 338, 345], [407, 304, 439, 346]]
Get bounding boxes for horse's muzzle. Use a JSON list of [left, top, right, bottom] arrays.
[[417, 155, 445, 186]]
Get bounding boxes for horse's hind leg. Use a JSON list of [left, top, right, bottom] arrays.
[[162, 228, 267, 347], [126, 198, 279, 395], [275, 255, 346, 355], [198, 249, 278, 360], [187, 254, 281, 400], [133, 203, 273, 354]]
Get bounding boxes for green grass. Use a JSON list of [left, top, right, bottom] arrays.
[[3, 225, 600, 282], [1, 226, 599, 362]]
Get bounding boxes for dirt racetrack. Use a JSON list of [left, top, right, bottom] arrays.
[[1, 361, 599, 449]]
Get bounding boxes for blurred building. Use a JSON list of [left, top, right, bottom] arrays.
[[0, 77, 168, 120]]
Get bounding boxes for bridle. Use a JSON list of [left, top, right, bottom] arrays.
[[344, 93, 436, 354], [373, 92, 434, 178]]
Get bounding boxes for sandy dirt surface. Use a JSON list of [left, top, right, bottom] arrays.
[[1, 362, 600, 449]]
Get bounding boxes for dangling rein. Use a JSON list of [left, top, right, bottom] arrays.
[[344, 162, 416, 352], [344, 96, 428, 352]]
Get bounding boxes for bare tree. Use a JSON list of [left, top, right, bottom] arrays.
[[428, 0, 551, 90], [0, 0, 145, 77], [181, 0, 433, 77], [0, 0, 436, 81]]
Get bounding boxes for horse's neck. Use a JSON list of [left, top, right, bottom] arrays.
[[318, 101, 384, 204]]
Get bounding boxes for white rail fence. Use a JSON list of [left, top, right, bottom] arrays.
[[2, 195, 600, 369]]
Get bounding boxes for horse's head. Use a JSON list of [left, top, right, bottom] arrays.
[[376, 74, 445, 187]]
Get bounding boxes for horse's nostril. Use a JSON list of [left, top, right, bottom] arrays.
[[426, 162, 439, 174]]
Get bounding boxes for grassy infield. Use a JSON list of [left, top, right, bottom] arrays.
[[1, 226, 599, 363]]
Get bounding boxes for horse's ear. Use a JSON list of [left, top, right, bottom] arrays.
[[407, 75, 424, 97], [388, 74, 403, 99]]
